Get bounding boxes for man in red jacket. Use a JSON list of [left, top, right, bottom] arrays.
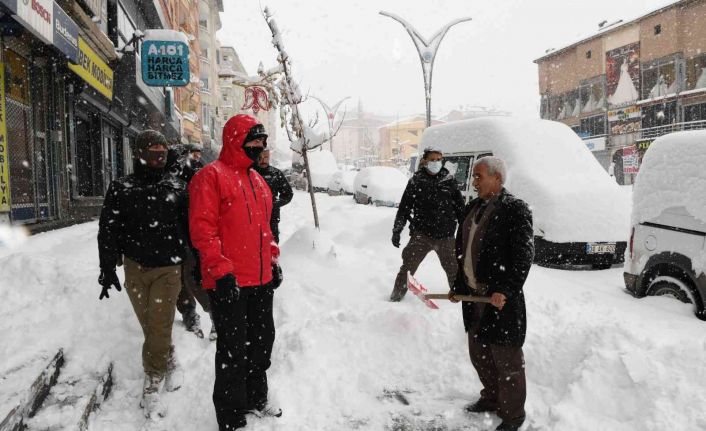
[[189, 114, 283, 431]]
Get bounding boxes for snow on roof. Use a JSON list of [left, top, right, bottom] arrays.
[[633, 130, 706, 225], [143, 29, 189, 44], [379, 115, 444, 129], [534, 0, 682, 63], [422, 116, 630, 242]]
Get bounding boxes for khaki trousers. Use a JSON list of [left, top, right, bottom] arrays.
[[467, 303, 526, 422], [124, 258, 182, 376], [391, 232, 457, 300]]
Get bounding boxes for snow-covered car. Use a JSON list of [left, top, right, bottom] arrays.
[[623, 131, 706, 320], [327, 170, 357, 195], [353, 166, 407, 207], [306, 150, 338, 192], [420, 116, 630, 268]]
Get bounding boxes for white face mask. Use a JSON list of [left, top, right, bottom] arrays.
[[426, 160, 442, 174]]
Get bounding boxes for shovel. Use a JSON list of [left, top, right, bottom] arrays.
[[406, 272, 492, 309]]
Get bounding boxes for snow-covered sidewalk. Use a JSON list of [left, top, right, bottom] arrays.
[[1, 191, 705, 430]]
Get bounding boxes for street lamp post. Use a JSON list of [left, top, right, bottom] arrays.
[[380, 11, 471, 128], [311, 96, 350, 155]]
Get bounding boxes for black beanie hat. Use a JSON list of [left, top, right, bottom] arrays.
[[244, 124, 268, 147], [135, 130, 167, 153]]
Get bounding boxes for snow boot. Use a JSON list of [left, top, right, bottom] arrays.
[[495, 415, 525, 431], [465, 398, 498, 413], [182, 309, 204, 338], [208, 313, 217, 341], [140, 373, 167, 419], [164, 347, 183, 392], [248, 402, 282, 418]]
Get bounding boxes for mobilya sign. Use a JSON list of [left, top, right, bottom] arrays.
[[0, 64, 10, 212], [68, 37, 113, 99], [53, 2, 78, 63], [141, 30, 190, 87]]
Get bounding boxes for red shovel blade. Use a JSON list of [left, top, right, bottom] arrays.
[[406, 272, 439, 309]]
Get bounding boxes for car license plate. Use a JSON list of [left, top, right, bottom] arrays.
[[585, 243, 616, 254]]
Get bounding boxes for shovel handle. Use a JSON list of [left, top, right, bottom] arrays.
[[424, 293, 492, 303]]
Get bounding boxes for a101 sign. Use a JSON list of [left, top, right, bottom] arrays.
[[142, 40, 189, 87]]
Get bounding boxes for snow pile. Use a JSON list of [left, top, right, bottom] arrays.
[[305, 150, 338, 189], [1, 193, 706, 430], [632, 130, 706, 225], [423, 117, 630, 242], [353, 166, 408, 205], [0, 223, 28, 249]]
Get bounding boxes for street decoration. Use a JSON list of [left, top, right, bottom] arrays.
[[242, 86, 271, 113]]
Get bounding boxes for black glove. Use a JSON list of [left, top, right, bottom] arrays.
[[214, 273, 240, 303], [98, 269, 122, 300], [391, 231, 401, 248], [271, 263, 283, 289]]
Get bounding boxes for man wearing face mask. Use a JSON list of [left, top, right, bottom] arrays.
[[189, 115, 283, 430], [390, 147, 465, 302], [97, 130, 189, 419]]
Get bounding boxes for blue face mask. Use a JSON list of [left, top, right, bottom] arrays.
[[426, 160, 442, 175]]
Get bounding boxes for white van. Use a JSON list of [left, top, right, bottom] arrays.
[[623, 131, 706, 320], [419, 117, 630, 268]]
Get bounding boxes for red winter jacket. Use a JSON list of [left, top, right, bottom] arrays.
[[189, 114, 279, 289]]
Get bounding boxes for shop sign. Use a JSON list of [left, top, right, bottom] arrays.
[[16, 0, 53, 44], [0, 64, 10, 212], [68, 37, 113, 100], [53, 3, 78, 63], [583, 136, 606, 152], [141, 37, 190, 87], [0, 0, 18, 13], [622, 145, 640, 175], [608, 105, 641, 123]]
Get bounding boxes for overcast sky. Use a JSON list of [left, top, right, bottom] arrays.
[[218, 0, 674, 122]]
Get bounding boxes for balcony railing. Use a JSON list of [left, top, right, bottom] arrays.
[[639, 120, 706, 140]]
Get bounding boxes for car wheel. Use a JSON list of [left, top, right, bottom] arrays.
[[647, 276, 695, 304]]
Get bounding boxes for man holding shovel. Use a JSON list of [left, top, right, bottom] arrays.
[[449, 156, 534, 431]]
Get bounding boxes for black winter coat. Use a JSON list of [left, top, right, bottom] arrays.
[[452, 189, 534, 347], [98, 164, 190, 271], [254, 165, 293, 239], [393, 167, 465, 239]]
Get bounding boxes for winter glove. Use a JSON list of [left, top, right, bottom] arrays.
[[391, 231, 401, 248], [271, 263, 283, 289], [98, 269, 122, 300], [214, 273, 240, 303]]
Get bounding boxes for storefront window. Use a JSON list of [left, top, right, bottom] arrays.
[[642, 56, 680, 99], [579, 77, 605, 113], [580, 115, 606, 137], [641, 101, 678, 129], [686, 54, 706, 91], [684, 103, 706, 123]]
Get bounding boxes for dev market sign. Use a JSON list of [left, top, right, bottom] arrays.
[[141, 30, 189, 87]]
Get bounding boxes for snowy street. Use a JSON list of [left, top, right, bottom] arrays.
[[1, 190, 705, 430]]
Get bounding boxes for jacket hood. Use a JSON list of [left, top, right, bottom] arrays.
[[220, 114, 263, 169]]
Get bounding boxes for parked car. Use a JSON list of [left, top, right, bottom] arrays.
[[307, 150, 338, 192], [353, 166, 407, 207], [623, 130, 706, 320], [327, 170, 357, 195], [419, 116, 630, 268]]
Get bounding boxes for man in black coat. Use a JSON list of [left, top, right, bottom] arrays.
[[97, 130, 189, 419], [254, 149, 293, 243], [390, 147, 465, 302], [450, 156, 534, 431]]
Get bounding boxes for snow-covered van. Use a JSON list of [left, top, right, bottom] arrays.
[[623, 131, 706, 320], [419, 116, 630, 268]]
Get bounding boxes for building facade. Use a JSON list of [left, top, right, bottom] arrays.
[[378, 116, 444, 167], [535, 0, 706, 184], [0, 0, 179, 227]]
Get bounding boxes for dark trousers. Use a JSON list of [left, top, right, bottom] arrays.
[[208, 286, 275, 430], [391, 232, 457, 300], [177, 249, 211, 314], [467, 303, 526, 422]]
